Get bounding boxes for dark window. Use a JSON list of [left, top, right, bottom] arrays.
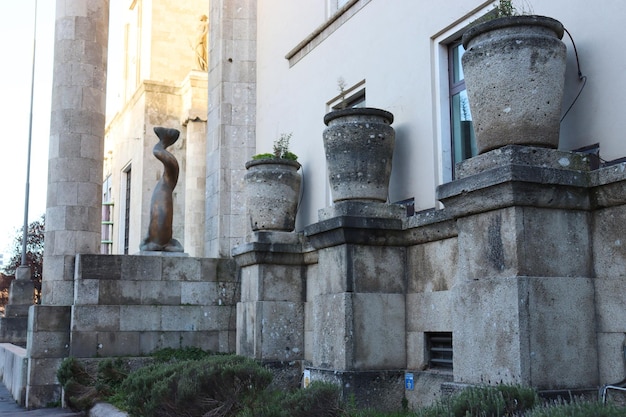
[[427, 332, 453, 370], [123, 167, 131, 255], [449, 41, 476, 177], [332, 88, 366, 110]]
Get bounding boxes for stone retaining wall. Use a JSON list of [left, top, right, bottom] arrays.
[[0, 343, 27, 406]]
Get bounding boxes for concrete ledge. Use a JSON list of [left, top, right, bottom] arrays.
[[304, 216, 404, 248], [0, 343, 28, 406], [318, 201, 406, 221], [455, 145, 591, 179]]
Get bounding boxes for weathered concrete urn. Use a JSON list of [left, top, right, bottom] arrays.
[[462, 15, 566, 153], [244, 159, 302, 231], [323, 108, 395, 202]]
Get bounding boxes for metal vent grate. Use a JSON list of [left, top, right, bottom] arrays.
[[427, 332, 453, 369]]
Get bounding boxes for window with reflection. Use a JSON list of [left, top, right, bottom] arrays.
[[449, 41, 476, 174]]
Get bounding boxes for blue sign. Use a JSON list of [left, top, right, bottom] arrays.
[[405, 372, 414, 390]]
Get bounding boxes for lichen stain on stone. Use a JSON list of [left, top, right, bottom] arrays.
[[487, 214, 505, 271]]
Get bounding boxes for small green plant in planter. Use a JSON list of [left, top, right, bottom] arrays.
[[252, 132, 298, 161], [485, 0, 532, 20], [337, 76, 348, 109], [245, 133, 301, 232], [493, 0, 517, 18], [470, 0, 534, 26]]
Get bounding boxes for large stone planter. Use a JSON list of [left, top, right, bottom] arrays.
[[461, 15, 566, 154], [323, 108, 395, 202], [244, 159, 302, 231]]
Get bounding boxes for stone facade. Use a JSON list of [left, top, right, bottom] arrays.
[[14, 0, 626, 411], [233, 146, 626, 409], [104, 73, 207, 256], [104, 0, 209, 257]]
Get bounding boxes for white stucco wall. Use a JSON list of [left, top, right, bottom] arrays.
[[256, 0, 626, 229]]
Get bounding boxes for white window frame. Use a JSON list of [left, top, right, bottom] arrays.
[[327, 0, 352, 17], [431, 5, 491, 186], [119, 163, 132, 255]]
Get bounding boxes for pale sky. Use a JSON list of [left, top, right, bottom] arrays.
[[0, 0, 55, 261], [0, 1, 129, 264]]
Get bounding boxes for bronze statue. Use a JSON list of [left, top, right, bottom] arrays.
[[140, 127, 184, 252]]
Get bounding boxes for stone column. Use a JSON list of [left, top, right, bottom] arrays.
[[43, 0, 109, 305], [182, 71, 208, 257], [304, 202, 407, 410], [205, 0, 257, 257], [233, 231, 306, 386], [26, 0, 109, 407], [437, 145, 598, 389]]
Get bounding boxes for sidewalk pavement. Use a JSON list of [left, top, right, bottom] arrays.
[[0, 382, 83, 416], [0, 382, 127, 417]]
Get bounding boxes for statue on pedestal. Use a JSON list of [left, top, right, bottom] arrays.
[[140, 127, 184, 252]]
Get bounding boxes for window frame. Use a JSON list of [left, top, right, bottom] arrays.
[[120, 164, 132, 255], [431, 7, 489, 186], [448, 40, 476, 177], [101, 175, 114, 254], [327, 79, 366, 111]]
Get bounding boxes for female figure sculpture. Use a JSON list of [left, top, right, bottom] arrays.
[[140, 127, 184, 252]]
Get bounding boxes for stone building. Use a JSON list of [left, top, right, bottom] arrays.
[[103, 0, 209, 257], [7, 0, 626, 410]]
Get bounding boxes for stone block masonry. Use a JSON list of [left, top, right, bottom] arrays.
[[205, 0, 258, 258], [70, 254, 238, 358], [24, 254, 237, 408], [233, 146, 626, 410]]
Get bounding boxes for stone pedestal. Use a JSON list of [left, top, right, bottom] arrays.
[[70, 254, 237, 358], [25, 305, 71, 408], [233, 232, 306, 364], [437, 146, 599, 389], [304, 201, 407, 409], [233, 231, 307, 389], [0, 266, 35, 345]]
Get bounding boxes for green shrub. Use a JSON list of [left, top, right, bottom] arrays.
[[412, 384, 539, 417], [236, 389, 286, 417], [119, 354, 273, 417], [237, 382, 342, 417], [525, 400, 626, 417], [57, 357, 130, 411], [279, 381, 342, 417], [57, 357, 97, 411], [343, 410, 413, 417], [150, 346, 215, 362]]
